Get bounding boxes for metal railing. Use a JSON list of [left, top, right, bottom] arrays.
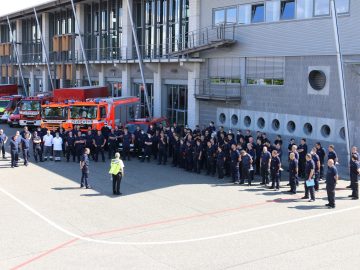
[[195, 78, 241, 100], [1, 24, 237, 65]]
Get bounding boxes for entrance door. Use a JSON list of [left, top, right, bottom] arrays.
[[166, 84, 188, 126]]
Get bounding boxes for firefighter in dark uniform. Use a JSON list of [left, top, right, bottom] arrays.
[[85, 130, 95, 160], [65, 131, 76, 162], [74, 131, 85, 162], [269, 150, 281, 190], [9, 135, 20, 168], [93, 130, 106, 162], [230, 144, 240, 184], [311, 147, 321, 191], [122, 128, 132, 161], [216, 146, 225, 179], [172, 135, 180, 167], [21, 133, 31, 166], [297, 138, 307, 178], [349, 154, 360, 200], [327, 145, 338, 163], [80, 148, 91, 189], [108, 129, 118, 159], [32, 131, 43, 162], [185, 140, 194, 171], [179, 139, 186, 169], [260, 146, 271, 185], [347, 146, 359, 189], [143, 133, 153, 162], [315, 142, 326, 180], [193, 139, 203, 173], [158, 133, 168, 165], [206, 141, 216, 175], [302, 153, 316, 202], [326, 159, 338, 208], [288, 152, 298, 194], [240, 150, 253, 185]]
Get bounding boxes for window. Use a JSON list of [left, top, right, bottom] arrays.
[[314, 0, 330, 16], [214, 9, 225, 25], [281, 0, 295, 20], [226, 7, 237, 24], [251, 4, 265, 23], [266, 1, 280, 22], [213, 7, 237, 26], [246, 57, 285, 86], [210, 77, 241, 84], [297, 0, 314, 19], [100, 106, 107, 118], [239, 4, 251, 24], [336, 0, 350, 14]]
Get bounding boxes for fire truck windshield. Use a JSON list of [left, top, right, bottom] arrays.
[[70, 106, 98, 119], [0, 100, 10, 108], [43, 107, 68, 120], [20, 100, 41, 111]]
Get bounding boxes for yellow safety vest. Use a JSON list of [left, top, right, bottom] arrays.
[[109, 159, 122, 175]]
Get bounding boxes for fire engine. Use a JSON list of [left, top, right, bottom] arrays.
[[0, 95, 23, 122], [62, 96, 140, 132], [19, 93, 53, 127], [41, 86, 109, 131]]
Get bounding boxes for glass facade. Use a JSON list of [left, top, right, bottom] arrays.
[[22, 18, 42, 63], [84, 0, 123, 60], [134, 0, 189, 58], [166, 84, 187, 126]]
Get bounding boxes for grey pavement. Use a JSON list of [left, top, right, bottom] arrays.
[[0, 124, 359, 270]]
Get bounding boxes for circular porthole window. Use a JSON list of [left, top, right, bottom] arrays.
[[272, 119, 280, 131], [219, 113, 226, 124], [339, 127, 345, 140], [321, 125, 331, 138], [244, 116, 251, 127], [303, 123, 313, 135], [309, 70, 326, 90], [257, 117, 265, 129], [231, 114, 238, 125], [287, 121, 296, 133]]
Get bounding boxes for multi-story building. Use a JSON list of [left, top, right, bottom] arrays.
[[0, 0, 359, 168]]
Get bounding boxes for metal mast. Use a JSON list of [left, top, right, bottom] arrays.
[[330, 0, 351, 165]]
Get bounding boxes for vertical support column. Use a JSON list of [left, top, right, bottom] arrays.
[[74, 3, 85, 60], [188, 0, 201, 47], [122, 0, 133, 59], [42, 13, 50, 64], [187, 63, 200, 129], [99, 64, 105, 86], [122, 64, 131, 97], [15, 20, 22, 56], [42, 69, 49, 92], [153, 63, 162, 117], [240, 58, 246, 85], [29, 71, 35, 96], [71, 0, 91, 86]]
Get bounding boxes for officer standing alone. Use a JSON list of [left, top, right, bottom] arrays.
[[80, 148, 91, 189], [109, 152, 125, 195]]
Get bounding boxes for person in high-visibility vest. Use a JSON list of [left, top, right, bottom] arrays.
[[109, 152, 125, 195]]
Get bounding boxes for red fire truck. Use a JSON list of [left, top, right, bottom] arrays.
[[0, 84, 18, 97], [0, 95, 23, 123], [63, 96, 140, 132], [19, 93, 53, 127], [41, 86, 109, 131]]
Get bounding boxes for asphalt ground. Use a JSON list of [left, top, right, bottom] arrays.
[[0, 123, 359, 270]]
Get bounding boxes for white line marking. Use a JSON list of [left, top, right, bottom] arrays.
[[1, 186, 359, 246]]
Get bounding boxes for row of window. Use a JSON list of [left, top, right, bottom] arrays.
[[210, 57, 285, 86], [213, 0, 350, 26], [220, 113, 344, 139]]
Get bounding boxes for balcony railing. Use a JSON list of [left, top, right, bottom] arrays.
[[195, 78, 241, 102]]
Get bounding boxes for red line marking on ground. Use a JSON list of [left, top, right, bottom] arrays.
[[10, 187, 345, 270], [10, 198, 276, 269]]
